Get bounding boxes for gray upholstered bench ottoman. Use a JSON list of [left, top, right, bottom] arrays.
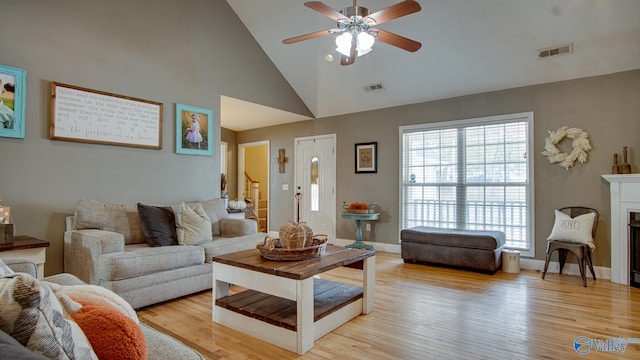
[[400, 226, 506, 273]]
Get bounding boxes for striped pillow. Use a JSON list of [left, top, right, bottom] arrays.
[[0, 273, 98, 360]]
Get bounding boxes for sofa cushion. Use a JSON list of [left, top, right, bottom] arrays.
[[0, 273, 98, 360], [200, 233, 265, 263], [400, 226, 505, 250], [99, 264, 211, 309], [98, 244, 205, 281], [199, 198, 228, 237], [219, 218, 258, 237], [137, 203, 178, 247], [139, 323, 205, 360], [74, 198, 144, 245], [175, 202, 212, 246], [70, 298, 147, 360]]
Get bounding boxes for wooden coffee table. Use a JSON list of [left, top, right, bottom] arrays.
[[212, 245, 375, 354]]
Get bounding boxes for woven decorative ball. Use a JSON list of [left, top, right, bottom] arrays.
[[279, 221, 313, 249]]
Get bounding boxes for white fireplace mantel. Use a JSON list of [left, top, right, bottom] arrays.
[[602, 174, 640, 284]]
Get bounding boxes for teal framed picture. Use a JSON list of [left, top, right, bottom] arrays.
[[176, 103, 213, 156], [0, 64, 26, 139]]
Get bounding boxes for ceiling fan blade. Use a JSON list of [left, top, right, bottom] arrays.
[[340, 55, 356, 66], [366, 0, 421, 25], [373, 28, 422, 52], [340, 36, 358, 66], [304, 1, 349, 21], [282, 28, 338, 44]]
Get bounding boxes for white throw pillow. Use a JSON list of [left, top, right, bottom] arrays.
[[547, 210, 596, 249], [175, 202, 213, 245]]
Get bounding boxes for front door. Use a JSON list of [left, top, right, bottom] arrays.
[[294, 134, 336, 241]]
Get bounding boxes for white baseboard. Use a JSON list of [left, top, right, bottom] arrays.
[[275, 233, 612, 280], [520, 258, 611, 280]]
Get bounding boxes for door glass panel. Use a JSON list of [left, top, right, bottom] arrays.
[[311, 157, 319, 211]]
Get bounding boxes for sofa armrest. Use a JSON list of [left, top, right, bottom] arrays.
[[4, 259, 38, 277], [64, 229, 125, 285], [65, 215, 75, 231], [219, 218, 258, 237], [43, 273, 86, 286]]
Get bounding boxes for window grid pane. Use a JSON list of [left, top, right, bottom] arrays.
[[402, 117, 531, 250]]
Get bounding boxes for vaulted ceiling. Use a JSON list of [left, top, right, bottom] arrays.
[[222, 0, 640, 131]]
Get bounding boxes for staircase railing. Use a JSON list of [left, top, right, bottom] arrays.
[[244, 171, 266, 231]]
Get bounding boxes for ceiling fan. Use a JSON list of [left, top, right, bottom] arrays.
[[282, 1, 422, 66]]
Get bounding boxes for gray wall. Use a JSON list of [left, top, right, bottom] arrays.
[[0, 0, 310, 275], [238, 69, 640, 267]]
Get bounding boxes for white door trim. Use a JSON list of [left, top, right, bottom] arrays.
[[238, 140, 270, 231]]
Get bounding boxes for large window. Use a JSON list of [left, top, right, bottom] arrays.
[[400, 112, 534, 256]]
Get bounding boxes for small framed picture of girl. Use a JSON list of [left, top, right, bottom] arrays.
[[176, 103, 213, 156], [0, 64, 26, 139]]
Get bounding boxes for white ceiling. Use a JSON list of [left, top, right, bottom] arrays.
[[222, 0, 640, 130], [220, 96, 311, 131]]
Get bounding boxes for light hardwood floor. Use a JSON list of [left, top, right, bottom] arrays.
[[137, 251, 640, 359]]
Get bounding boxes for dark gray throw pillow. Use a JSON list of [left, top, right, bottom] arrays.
[[137, 203, 178, 247]]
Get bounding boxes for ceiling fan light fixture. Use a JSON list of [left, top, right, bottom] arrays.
[[356, 47, 372, 57], [336, 30, 375, 57], [285, 1, 422, 65], [357, 31, 375, 52], [335, 32, 353, 56]]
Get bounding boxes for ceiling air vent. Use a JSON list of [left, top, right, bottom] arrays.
[[364, 83, 385, 92], [538, 43, 573, 59]]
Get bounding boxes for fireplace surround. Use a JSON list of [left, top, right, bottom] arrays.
[[602, 174, 640, 285]]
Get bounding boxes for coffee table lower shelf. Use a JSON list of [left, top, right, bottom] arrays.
[[216, 278, 363, 331]]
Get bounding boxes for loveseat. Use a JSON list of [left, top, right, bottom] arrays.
[[64, 197, 265, 309], [1, 258, 204, 360]]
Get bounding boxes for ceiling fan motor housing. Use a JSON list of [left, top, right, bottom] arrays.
[[340, 5, 371, 19], [338, 5, 376, 32]]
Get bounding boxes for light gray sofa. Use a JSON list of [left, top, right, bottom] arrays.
[[3, 258, 204, 360], [64, 197, 265, 309]]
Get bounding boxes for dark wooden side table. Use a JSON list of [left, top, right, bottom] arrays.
[[0, 236, 50, 278]]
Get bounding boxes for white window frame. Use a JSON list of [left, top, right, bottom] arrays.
[[399, 112, 535, 257]]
